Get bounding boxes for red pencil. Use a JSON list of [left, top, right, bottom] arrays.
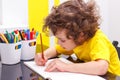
[[40, 33, 44, 60]]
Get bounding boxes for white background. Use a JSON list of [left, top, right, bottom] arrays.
[[0, 0, 28, 28]]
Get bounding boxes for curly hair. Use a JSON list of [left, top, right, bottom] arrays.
[[43, 0, 100, 44]]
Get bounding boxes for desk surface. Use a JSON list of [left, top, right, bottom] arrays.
[[0, 60, 120, 80], [0, 60, 40, 80]]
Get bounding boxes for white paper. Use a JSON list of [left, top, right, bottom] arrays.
[[24, 58, 106, 80]]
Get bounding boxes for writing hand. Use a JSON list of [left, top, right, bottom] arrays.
[[34, 53, 47, 66]]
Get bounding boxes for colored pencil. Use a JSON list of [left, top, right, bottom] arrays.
[[40, 33, 44, 60]]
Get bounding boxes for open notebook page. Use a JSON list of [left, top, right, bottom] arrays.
[[24, 58, 106, 80]]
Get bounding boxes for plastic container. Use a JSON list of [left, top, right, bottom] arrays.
[[21, 39, 36, 60], [0, 42, 21, 65]]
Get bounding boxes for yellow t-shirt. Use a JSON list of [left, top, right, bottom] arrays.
[[55, 29, 120, 76]]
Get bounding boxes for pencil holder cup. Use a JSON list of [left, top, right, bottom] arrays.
[[0, 42, 21, 65], [21, 39, 36, 60]]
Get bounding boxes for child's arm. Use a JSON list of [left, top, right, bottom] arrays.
[[44, 47, 58, 59], [45, 59, 108, 75], [65, 59, 108, 75]]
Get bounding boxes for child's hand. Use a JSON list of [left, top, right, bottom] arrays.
[[45, 58, 72, 72], [34, 53, 47, 66]]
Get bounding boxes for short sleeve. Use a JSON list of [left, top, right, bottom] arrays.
[[90, 39, 110, 63]]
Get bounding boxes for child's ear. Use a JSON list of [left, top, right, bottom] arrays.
[[78, 32, 86, 43], [79, 32, 84, 37]]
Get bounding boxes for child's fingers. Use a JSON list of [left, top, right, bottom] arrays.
[[34, 54, 46, 66]]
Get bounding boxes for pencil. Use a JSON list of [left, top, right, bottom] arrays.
[[40, 33, 44, 60], [0, 33, 9, 44]]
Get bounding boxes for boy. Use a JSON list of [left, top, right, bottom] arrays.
[[35, 0, 120, 76]]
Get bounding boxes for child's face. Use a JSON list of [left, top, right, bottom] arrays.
[[55, 29, 77, 51]]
